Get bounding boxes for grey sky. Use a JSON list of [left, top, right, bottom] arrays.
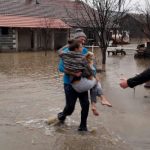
[[130, 0, 145, 8], [122, 0, 146, 12]]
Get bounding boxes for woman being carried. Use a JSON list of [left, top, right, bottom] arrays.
[[59, 39, 112, 116]]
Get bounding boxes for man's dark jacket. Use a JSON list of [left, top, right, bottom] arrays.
[[127, 67, 150, 88]]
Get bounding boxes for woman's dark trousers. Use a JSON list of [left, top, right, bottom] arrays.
[[58, 84, 89, 128]]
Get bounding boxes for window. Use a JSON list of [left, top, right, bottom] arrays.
[[1, 27, 9, 35]]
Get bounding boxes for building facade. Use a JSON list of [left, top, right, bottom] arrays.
[[0, 0, 71, 52]]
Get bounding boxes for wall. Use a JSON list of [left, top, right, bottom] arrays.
[[54, 29, 68, 50], [0, 27, 69, 51], [18, 28, 32, 51], [37, 29, 68, 50], [0, 27, 16, 52]]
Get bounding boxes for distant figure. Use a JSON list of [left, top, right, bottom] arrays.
[[122, 31, 130, 44], [111, 30, 130, 44], [120, 67, 150, 89]]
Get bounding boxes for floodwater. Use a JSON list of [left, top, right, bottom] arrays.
[[0, 47, 149, 150]]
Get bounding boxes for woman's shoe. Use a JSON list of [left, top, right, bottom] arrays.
[[57, 112, 66, 123], [78, 126, 88, 131]]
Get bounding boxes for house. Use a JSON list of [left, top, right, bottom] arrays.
[[119, 13, 149, 43], [0, 0, 100, 51], [0, 15, 70, 51], [2, 0, 143, 51], [0, 0, 74, 51]]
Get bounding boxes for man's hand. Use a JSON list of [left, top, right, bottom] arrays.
[[120, 78, 129, 89]]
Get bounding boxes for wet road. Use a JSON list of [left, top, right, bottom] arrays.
[[100, 51, 150, 150], [0, 49, 149, 150]]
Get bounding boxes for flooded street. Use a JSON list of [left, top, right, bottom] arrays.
[[100, 50, 150, 150], [0, 49, 150, 150]]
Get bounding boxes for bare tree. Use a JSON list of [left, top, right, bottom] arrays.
[[139, 0, 150, 40], [132, 0, 150, 45], [66, 0, 131, 71], [40, 17, 53, 56]]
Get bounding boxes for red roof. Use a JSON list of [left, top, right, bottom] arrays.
[[0, 0, 90, 27], [0, 15, 71, 28]]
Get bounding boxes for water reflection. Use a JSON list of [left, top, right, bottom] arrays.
[[0, 50, 150, 150], [0, 52, 59, 77]]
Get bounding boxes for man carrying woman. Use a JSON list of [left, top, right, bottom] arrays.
[[58, 29, 89, 131], [57, 29, 112, 131]]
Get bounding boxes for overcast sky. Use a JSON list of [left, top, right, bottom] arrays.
[[128, 0, 147, 13], [76, 0, 147, 11], [131, 0, 145, 8]]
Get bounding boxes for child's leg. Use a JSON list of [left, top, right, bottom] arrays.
[[90, 87, 99, 116], [91, 102, 99, 116], [100, 95, 112, 107], [96, 82, 112, 107]]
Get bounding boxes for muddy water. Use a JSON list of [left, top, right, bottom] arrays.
[[0, 49, 149, 150], [97, 49, 150, 150]]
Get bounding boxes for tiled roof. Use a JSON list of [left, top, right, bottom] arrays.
[[0, 15, 70, 28], [0, 0, 75, 19], [0, 0, 90, 27], [129, 13, 146, 24]]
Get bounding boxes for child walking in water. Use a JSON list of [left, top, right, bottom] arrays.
[[59, 39, 112, 116]]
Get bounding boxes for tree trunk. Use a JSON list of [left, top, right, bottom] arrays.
[[101, 48, 107, 71]]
